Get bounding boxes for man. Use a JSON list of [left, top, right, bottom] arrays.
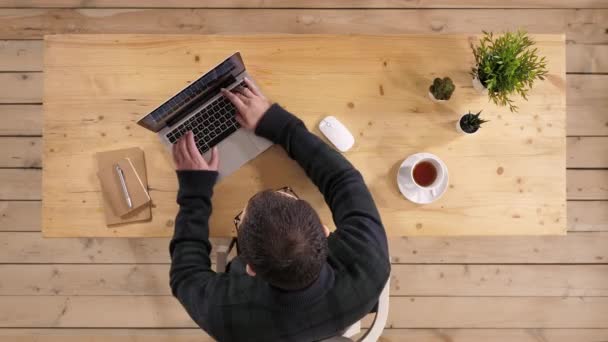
[[170, 78, 390, 342]]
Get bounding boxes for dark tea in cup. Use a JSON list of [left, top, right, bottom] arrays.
[[412, 161, 438, 187]]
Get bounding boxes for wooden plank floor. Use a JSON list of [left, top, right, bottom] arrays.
[[0, 2, 606, 341]]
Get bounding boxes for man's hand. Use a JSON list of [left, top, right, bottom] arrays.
[[173, 131, 219, 171], [221, 78, 271, 130]]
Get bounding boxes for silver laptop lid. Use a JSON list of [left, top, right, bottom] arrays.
[[137, 52, 246, 133]]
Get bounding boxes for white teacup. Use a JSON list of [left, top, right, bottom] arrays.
[[403, 157, 446, 196]]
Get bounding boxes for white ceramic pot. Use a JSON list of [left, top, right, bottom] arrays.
[[456, 114, 479, 135], [428, 91, 446, 103], [472, 76, 488, 95]]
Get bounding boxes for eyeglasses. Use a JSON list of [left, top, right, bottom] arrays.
[[233, 186, 299, 234]]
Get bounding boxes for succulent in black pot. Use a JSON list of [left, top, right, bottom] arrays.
[[428, 77, 455, 102], [457, 110, 488, 135]]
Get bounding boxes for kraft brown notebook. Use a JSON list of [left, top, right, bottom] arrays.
[[96, 147, 151, 226]]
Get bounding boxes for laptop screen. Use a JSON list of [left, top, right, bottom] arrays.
[[137, 52, 245, 132]]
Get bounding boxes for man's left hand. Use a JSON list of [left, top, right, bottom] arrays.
[[172, 131, 219, 171]]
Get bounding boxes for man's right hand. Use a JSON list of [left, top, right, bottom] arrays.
[[221, 78, 271, 131]]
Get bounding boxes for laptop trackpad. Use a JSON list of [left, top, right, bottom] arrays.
[[205, 129, 260, 180]]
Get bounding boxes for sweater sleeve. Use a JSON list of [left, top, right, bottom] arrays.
[[169, 170, 223, 340], [255, 104, 389, 256]]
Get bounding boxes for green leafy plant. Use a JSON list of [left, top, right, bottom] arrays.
[[429, 77, 455, 100], [460, 110, 488, 133], [471, 30, 548, 112]]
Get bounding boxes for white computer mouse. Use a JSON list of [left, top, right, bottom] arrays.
[[319, 116, 355, 152]]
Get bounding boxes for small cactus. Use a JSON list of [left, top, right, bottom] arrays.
[[460, 110, 488, 133], [429, 77, 455, 101]]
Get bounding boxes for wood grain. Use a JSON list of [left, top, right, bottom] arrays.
[[0, 329, 213, 342], [5, 136, 606, 170], [388, 232, 608, 263], [0, 137, 41, 167], [11, 170, 598, 208], [0, 72, 42, 103], [0, 9, 605, 42], [0, 40, 602, 74], [378, 328, 608, 342], [0, 232, 227, 263], [0, 105, 42, 135], [0, 201, 41, 231], [2, 199, 605, 232], [1, 328, 608, 342], [0, 75, 597, 136], [567, 201, 608, 232], [567, 74, 608, 136], [42, 34, 566, 237], [378, 297, 608, 328], [2, 296, 608, 328], [1, 264, 607, 296], [567, 44, 608, 74], [389, 265, 608, 296], [3, 232, 608, 264], [0, 169, 40, 200], [567, 137, 608, 168], [0, 40, 42, 71], [1, 0, 608, 8], [567, 170, 608, 200]]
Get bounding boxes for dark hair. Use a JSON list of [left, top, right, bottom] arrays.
[[237, 190, 328, 290]]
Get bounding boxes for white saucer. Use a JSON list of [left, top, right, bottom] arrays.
[[397, 153, 449, 204]]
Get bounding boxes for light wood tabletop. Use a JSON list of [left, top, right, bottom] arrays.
[[42, 34, 566, 237]]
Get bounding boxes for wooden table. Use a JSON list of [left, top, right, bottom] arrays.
[[42, 34, 566, 237]]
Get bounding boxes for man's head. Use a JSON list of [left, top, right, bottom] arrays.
[[236, 189, 329, 290]]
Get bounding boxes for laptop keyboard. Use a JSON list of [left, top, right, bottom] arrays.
[[166, 84, 243, 154]]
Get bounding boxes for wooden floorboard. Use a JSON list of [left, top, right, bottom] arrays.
[[567, 137, 608, 168], [567, 43, 608, 74], [0, 40, 42, 71], [388, 232, 608, 264], [2, 232, 608, 264], [1, 328, 608, 342], [378, 297, 608, 328], [1, 295, 608, 328], [0, 137, 41, 167], [0, 9, 604, 43], [567, 170, 608, 200], [0, 105, 42, 136], [1, 39, 605, 74], [2, 328, 608, 342], [1, 264, 607, 296], [0, 169, 40, 200], [1, 0, 607, 8], [0, 72, 41, 103], [567, 201, 608, 232], [0, 201, 41, 231], [378, 328, 608, 342], [567, 74, 608, 136]]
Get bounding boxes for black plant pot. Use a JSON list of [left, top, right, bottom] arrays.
[[456, 114, 480, 135]]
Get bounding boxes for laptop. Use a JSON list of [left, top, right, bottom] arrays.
[[137, 52, 272, 179]]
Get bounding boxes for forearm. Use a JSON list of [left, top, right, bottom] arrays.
[[255, 104, 355, 195], [169, 171, 217, 297], [255, 105, 388, 254]]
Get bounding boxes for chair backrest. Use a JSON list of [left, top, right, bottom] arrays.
[[341, 279, 390, 342]]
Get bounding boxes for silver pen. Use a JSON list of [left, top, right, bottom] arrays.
[[115, 164, 132, 209]]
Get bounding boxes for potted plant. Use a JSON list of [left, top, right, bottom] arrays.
[[471, 30, 548, 112], [457, 110, 488, 135], [428, 77, 455, 102]]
